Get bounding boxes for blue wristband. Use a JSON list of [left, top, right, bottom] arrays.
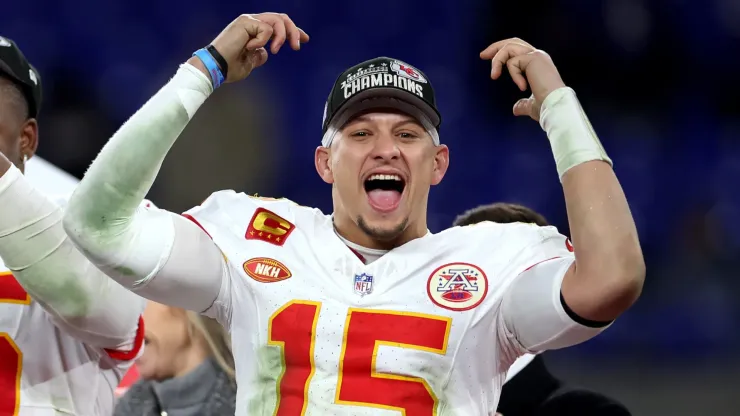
[[192, 48, 225, 88]]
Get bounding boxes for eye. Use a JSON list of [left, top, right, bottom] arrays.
[[398, 131, 419, 139], [351, 131, 370, 137]]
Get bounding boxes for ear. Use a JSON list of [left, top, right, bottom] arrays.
[[431, 144, 449, 186], [19, 118, 38, 160], [314, 146, 334, 184]]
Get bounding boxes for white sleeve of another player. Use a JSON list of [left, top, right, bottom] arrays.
[[496, 225, 610, 357], [66, 202, 229, 317], [139, 212, 233, 326], [0, 165, 144, 351]]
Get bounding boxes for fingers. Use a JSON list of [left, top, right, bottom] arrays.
[[480, 37, 534, 60], [247, 13, 285, 53], [490, 42, 534, 84], [240, 15, 274, 51], [513, 95, 541, 121], [505, 54, 529, 91], [298, 27, 310, 44], [251, 13, 309, 53], [513, 96, 534, 117], [248, 48, 269, 69], [278, 13, 302, 51]]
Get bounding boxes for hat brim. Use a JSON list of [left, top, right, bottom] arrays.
[[330, 87, 441, 129]]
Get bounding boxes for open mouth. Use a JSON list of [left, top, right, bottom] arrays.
[[364, 174, 406, 213]]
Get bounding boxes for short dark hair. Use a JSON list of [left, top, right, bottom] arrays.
[[0, 75, 30, 121], [453, 202, 549, 227]]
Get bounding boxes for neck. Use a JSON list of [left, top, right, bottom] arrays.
[[0, 154, 12, 177], [172, 339, 210, 378], [332, 211, 428, 251]]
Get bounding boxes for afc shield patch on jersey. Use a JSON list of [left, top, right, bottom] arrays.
[[427, 263, 488, 311], [243, 258, 292, 283], [353, 273, 373, 296], [245, 208, 295, 246]]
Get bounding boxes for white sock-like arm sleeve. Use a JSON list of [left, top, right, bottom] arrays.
[[0, 164, 144, 350], [63, 64, 225, 313]]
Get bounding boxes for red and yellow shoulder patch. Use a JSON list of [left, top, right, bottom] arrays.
[[245, 208, 295, 246]]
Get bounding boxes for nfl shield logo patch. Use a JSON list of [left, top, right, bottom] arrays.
[[354, 273, 374, 296]]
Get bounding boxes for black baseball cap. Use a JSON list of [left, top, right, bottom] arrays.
[[0, 36, 42, 118], [321, 57, 441, 134]]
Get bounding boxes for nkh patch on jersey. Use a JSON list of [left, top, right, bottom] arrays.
[[353, 273, 373, 296], [243, 258, 292, 283]]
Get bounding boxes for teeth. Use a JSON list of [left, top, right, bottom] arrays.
[[368, 174, 402, 181]]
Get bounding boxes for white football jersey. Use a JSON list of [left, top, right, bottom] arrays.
[[0, 194, 144, 416], [184, 191, 575, 416]]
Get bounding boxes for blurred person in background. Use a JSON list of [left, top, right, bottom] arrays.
[[63, 12, 644, 415], [0, 36, 146, 415], [455, 202, 630, 416], [114, 301, 236, 416]]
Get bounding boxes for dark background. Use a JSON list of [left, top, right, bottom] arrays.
[[5, 0, 739, 413]]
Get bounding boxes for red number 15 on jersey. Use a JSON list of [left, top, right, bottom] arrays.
[[0, 272, 30, 416], [269, 300, 452, 416]]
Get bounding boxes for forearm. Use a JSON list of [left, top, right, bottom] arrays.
[[63, 63, 212, 281], [0, 165, 144, 348], [18, 244, 145, 349], [561, 162, 642, 311], [542, 88, 645, 321], [62, 63, 226, 312]]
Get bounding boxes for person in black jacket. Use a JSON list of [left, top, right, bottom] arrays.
[[453, 202, 631, 416]]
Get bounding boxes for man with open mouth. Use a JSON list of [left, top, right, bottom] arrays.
[[63, 13, 645, 415]]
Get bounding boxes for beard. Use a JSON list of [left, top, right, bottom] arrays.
[[356, 215, 409, 242]]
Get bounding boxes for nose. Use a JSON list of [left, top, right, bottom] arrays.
[[370, 132, 400, 161]]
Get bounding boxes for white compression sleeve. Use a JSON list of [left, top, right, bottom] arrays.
[[63, 63, 225, 312], [539, 87, 612, 180], [0, 165, 144, 349]]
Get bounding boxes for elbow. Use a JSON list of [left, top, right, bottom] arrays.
[[571, 246, 645, 321], [596, 249, 646, 316], [61, 210, 87, 249], [607, 258, 645, 313], [613, 241, 646, 307], [62, 201, 99, 250]]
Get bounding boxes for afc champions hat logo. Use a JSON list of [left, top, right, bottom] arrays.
[[427, 263, 488, 311]]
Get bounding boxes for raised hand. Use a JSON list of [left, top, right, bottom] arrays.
[[480, 38, 565, 122], [191, 13, 309, 83]]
